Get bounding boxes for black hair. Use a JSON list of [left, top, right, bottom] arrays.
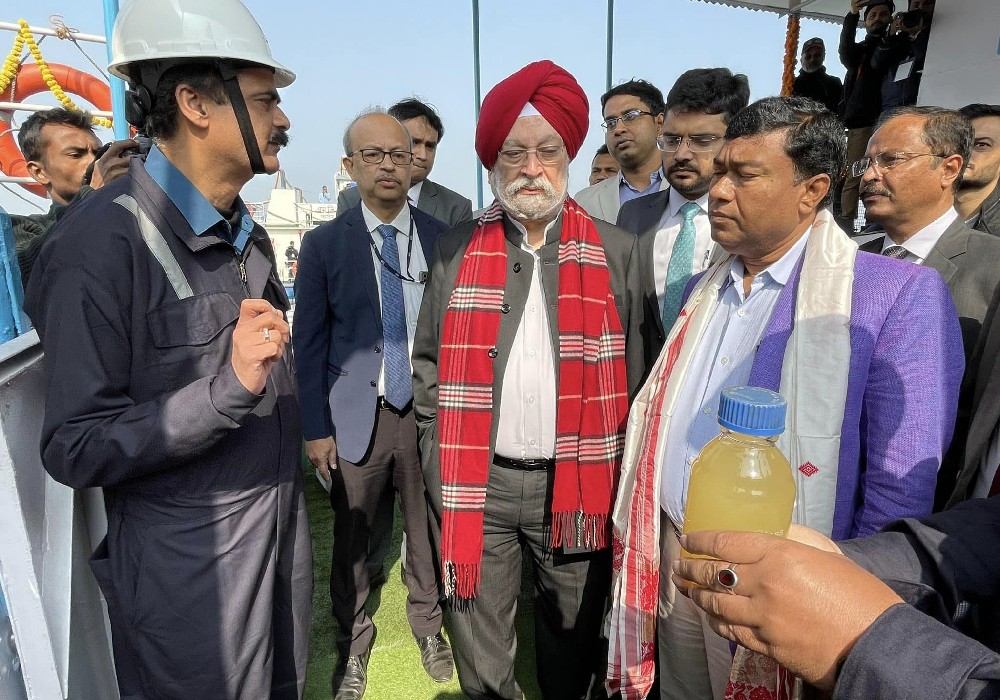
[[18, 108, 96, 162], [665, 68, 751, 124], [595, 144, 610, 156], [144, 62, 229, 140], [388, 98, 445, 141], [600, 79, 665, 116], [726, 96, 847, 206], [959, 103, 1000, 120]]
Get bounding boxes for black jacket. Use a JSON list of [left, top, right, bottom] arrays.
[[792, 67, 843, 114], [873, 28, 931, 113], [838, 12, 889, 128], [972, 182, 1000, 237]]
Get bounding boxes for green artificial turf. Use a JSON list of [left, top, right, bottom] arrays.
[[301, 461, 542, 699]]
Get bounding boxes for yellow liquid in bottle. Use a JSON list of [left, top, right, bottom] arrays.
[[681, 429, 796, 558]]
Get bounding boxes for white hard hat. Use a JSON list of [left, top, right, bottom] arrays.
[[108, 0, 295, 88]]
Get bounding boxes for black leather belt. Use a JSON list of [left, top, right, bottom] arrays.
[[377, 397, 412, 413], [493, 455, 555, 471]]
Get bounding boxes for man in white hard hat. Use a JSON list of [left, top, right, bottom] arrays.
[[22, 1, 312, 698]]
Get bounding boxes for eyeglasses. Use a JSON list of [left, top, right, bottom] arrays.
[[349, 148, 414, 166], [850, 151, 947, 178], [656, 134, 724, 153], [496, 144, 565, 166], [601, 109, 655, 131]]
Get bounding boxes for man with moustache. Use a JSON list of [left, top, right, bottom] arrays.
[[590, 144, 620, 185], [839, 0, 894, 230], [412, 60, 645, 700], [792, 38, 842, 114], [608, 97, 963, 700], [339, 98, 473, 228], [294, 110, 453, 699], [956, 104, 1000, 236], [575, 79, 668, 223], [617, 68, 750, 366], [22, 1, 312, 697], [858, 106, 1000, 360]]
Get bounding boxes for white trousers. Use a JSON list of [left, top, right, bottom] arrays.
[[658, 516, 734, 700]]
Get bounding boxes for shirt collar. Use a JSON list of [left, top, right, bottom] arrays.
[[727, 227, 811, 292], [618, 167, 664, 195], [508, 211, 562, 253], [667, 189, 709, 219], [360, 200, 412, 236], [144, 145, 254, 251], [408, 180, 424, 204], [882, 207, 958, 259]]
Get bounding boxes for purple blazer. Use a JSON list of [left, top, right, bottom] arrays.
[[744, 251, 964, 538]]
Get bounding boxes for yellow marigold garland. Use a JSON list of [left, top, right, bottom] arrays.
[[1, 20, 113, 129], [781, 13, 801, 97]]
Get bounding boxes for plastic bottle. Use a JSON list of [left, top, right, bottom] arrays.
[[681, 386, 795, 557]]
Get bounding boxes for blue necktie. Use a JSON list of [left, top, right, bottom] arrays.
[[377, 224, 412, 409], [662, 201, 701, 330]]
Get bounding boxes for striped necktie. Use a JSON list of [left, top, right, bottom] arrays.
[[662, 201, 701, 330], [882, 245, 909, 259], [376, 224, 412, 409]]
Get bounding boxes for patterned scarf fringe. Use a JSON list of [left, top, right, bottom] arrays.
[[551, 510, 610, 550]]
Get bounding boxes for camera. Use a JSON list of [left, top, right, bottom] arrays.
[[900, 9, 923, 28]]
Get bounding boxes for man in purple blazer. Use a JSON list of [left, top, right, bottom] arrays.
[[608, 96, 965, 700]]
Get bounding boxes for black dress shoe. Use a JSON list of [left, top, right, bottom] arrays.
[[415, 632, 454, 683], [332, 636, 375, 700]]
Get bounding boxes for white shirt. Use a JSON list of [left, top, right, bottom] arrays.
[[494, 217, 559, 460], [360, 202, 428, 395], [660, 231, 811, 525], [880, 207, 959, 264], [652, 190, 715, 315], [408, 180, 423, 205], [971, 424, 1000, 499]]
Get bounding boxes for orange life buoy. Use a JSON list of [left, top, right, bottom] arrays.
[[0, 63, 111, 198]]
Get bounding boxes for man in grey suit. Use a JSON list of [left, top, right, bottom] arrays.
[[857, 106, 1000, 508], [412, 60, 645, 700], [616, 68, 750, 368], [857, 106, 1000, 359], [574, 79, 668, 224], [338, 98, 473, 227]]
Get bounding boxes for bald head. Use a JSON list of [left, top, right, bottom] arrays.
[[341, 111, 414, 221]]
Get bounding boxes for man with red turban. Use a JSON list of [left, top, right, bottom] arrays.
[[412, 60, 646, 699]]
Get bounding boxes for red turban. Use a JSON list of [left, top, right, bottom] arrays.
[[475, 60, 589, 170]]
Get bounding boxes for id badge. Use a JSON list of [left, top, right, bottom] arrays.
[[895, 60, 914, 82]]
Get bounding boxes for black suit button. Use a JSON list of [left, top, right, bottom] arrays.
[[500, 303, 510, 314], [488, 348, 498, 358], [370, 380, 377, 387], [375, 346, 382, 353], [513, 262, 522, 273]]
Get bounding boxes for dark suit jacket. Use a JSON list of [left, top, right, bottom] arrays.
[[616, 188, 723, 370], [292, 203, 448, 463], [836, 496, 1000, 698], [337, 179, 473, 228], [946, 283, 1000, 507], [859, 216, 1000, 358], [412, 214, 646, 518]]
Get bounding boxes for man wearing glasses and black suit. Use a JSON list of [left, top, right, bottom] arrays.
[[293, 109, 453, 700], [617, 68, 750, 368]]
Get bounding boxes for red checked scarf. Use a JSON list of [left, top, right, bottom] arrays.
[[437, 197, 629, 600]]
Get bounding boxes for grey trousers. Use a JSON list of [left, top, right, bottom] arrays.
[[329, 405, 443, 657], [442, 462, 611, 700]]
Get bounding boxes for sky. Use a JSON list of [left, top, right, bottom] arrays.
[[0, 0, 853, 216]]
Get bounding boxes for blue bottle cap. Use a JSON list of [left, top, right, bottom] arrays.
[[717, 386, 786, 437]]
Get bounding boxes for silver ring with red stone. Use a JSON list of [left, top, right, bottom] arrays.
[[716, 564, 739, 594]]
